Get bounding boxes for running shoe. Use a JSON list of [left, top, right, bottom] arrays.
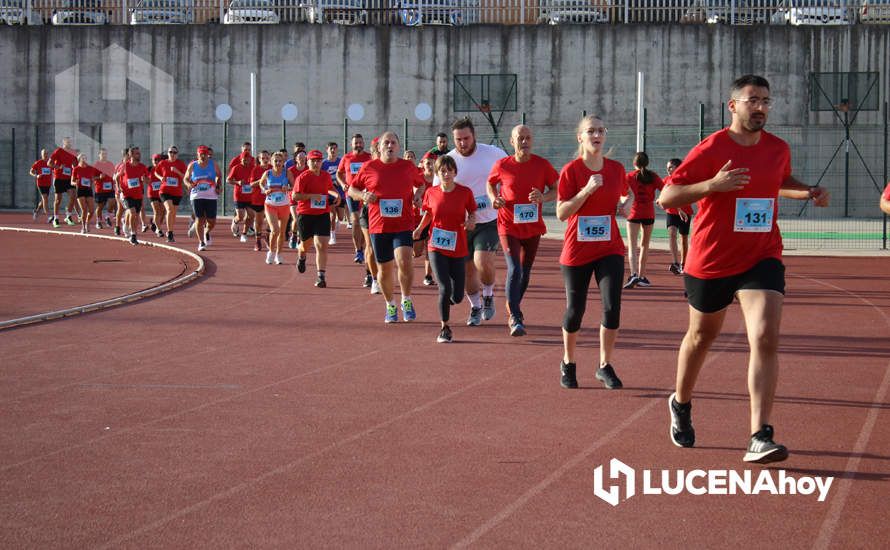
[[423, 274, 435, 286], [329, 232, 336, 245], [668, 392, 695, 448], [346, 221, 353, 229], [187, 221, 196, 238], [315, 275, 327, 288], [467, 307, 483, 326], [129, 234, 138, 246], [297, 256, 306, 273], [150, 222, 157, 233], [636, 276, 651, 287], [198, 242, 206, 252], [401, 298, 416, 322], [156, 229, 164, 238], [32, 208, 38, 220], [141, 224, 148, 233], [384, 303, 398, 323], [363, 273, 373, 288], [622, 273, 640, 290], [246, 227, 256, 237], [669, 263, 682, 275], [560, 361, 578, 389], [205, 233, 212, 247], [595, 364, 623, 389], [53, 218, 60, 228], [275, 254, 284, 265], [509, 316, 526, 337], [254, 239, 262, 252], [167, 231, 175, 243], [354, 250, 365, 264], [265, 251, 273, 264], [65, 216, 75, 226], [437, 326, 453, 343], [104, 215, 112, 227], [231, 220, 239, 237], [743, 425, 789, 464], [239, 234, 248, 243], [113, 225, 121, 235], [96, 222, 103, 230], [289, 236, 298, 249], [482, 295, 495, 321], [370, 279, 381, 295]]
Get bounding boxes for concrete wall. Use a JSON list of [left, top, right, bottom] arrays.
[[1, 24, 888, 214]]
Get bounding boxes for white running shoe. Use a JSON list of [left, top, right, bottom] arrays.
[[187, 221, 196, 238], [274, 254, 283, 265], [265, 251, 273, 264], [205, 233, 212, 247], [239, 234, 247, 243], [329, 232, 337, 245], [370, 279, 381, 295], [346, 221, 353, 229], [198, 242, 207, 252]]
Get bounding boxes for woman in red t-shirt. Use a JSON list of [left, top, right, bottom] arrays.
[[413, 155, 477, 344], [555, 115, 628, 390], [621, 152, 664, 289], [70, 154, 98, 234], [291, 150, 342, 286], [414, 152, 436, 287], [249, 150, 272, 251], [30, 149, 53, 222], [148, 153, 166, 237], [659, 158, 695, 274]]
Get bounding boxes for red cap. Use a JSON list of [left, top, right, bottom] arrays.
[[152, 153, 164, 161], [371, 136, 380, 145], [197, 145, 211, 155], [307, 149, 323, 160], [422, 151, 438, 161]]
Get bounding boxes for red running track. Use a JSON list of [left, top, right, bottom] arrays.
[[1, 212, 888, 548]]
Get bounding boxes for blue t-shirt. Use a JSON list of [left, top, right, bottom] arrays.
[[322, 157, 341, 183]]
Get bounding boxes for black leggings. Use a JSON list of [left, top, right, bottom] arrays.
[[561, 254, 624, 332], [500, 234, 540, 320], [429, 251, 466, 323]]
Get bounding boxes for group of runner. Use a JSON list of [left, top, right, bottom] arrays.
[[32, 75, 836, 464]]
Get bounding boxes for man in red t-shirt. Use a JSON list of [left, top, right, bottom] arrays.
[[116, 147, 151, 245], [156, 145, 188, 242], [228, 142, 256, 174], [880, 181, 890, 214], [348, 131, 426, 323], [659, 74, 830, 464], [228, 152, 255, 243], [486, 124, 558, 336], [29, 149, 53, 222], [48, 137, 79, 227], [291, 150, 342, 287], [658, 158, 695, 275], [337, 134, 374, 284]]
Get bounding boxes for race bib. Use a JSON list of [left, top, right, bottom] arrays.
[[431, 227, 457, 251], [151, 181, 161, 191], [126, 178, 140, 189], [102, 182, 113, 191], [475, 195, 491, 211], [268, 191, 287, 205], [350, 162, 363, 175], [166, 177, 178, 187], [379, 198, 403, 218], [734, 198, 774, 232], [577, 215, 611, 242], [311, 195, 327, 209], [62, 166, 72, 176], [196, 183, 211, 192], [241, 184, 253, 195], [41, 167, 51, 175], [80, 177, 91, 188], [513, 203, 539, 224]]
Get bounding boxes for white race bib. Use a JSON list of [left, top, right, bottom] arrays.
[[165, 177, 178, 187], [241, 184, 253, 195], [62, 166, 72, 176], [311, 195, 328, 209], [379, 198, 403, 218], [80, 177, 91, 188], [350, 162, 363, 175], [126, 178, 140, 189], [267, 191, 288, 206], [41, 167, 51, 175], [102, 182, 113, 191], [196, 183, 211, 192], [475, 195, 491, 211], [431, 227, 457, 251], [513, 203, 539, 224], [577, 215, 611, 242], [734, 198, 774, 233], [151, 181, 161, 191]]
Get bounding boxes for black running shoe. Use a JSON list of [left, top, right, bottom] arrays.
[[595, 364, 623, 389], [150, 222, 157, 232], [636, 276, 651, 287], [297, 256, 306, 273], [509, 316, 526, 337], [314, 275, 326, 288], [560, 361, 578, 389], [167, 231, 175, 243], [436, 326, 453, 343], [362, 273, 373, 288], [114, 225, 121, 236], [623, 274, 639, 290], [129, 234, 138, 246], [668, 392, 695, 448], [743, 425, 789, 464], [423, 274, 435, 286], [669, 263, 682, 275]]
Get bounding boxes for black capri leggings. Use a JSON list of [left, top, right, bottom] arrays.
[[429, 251, 466, 323], [561, 254, 624, 332]]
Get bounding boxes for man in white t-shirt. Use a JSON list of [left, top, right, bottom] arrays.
[[440, 117, 507, 326]]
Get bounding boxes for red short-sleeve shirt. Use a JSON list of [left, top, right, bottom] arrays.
[[117, 162, 150, 200], [293, 170, 334, 215], [624, 170, 664, 220], [351, 159, 425, 234], [669, 128, 791, 279], [32, 159, 53, 188], [49, 148, 77, 179], [423, 184, 477, 258], [557, 157, 627, 267], [488, 154, 559, 239]]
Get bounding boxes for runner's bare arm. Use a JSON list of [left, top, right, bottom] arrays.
[[487, 180, 504, 209], [556, 174, 602, 221], [538, 183, 558, 204], [659, 160, 749, 208], [881, 195, 890, 215], [779, 175, 830, 206], [412, 212, 431, 240]]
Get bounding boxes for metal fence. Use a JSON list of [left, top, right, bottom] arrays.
[[4, 0, 889, 26], [2, 113, 887, 249]]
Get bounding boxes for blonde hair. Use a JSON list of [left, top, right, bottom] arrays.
[[575, 114, 613, 158], [271, 151, 286, 164]]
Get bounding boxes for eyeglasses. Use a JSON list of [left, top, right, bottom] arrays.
[[587, 127, 608, 136], [733, 97, 773, 109], [168, 150, 178, 154]]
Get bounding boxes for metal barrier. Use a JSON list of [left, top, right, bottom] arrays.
[[9, 0, 886, 25]]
